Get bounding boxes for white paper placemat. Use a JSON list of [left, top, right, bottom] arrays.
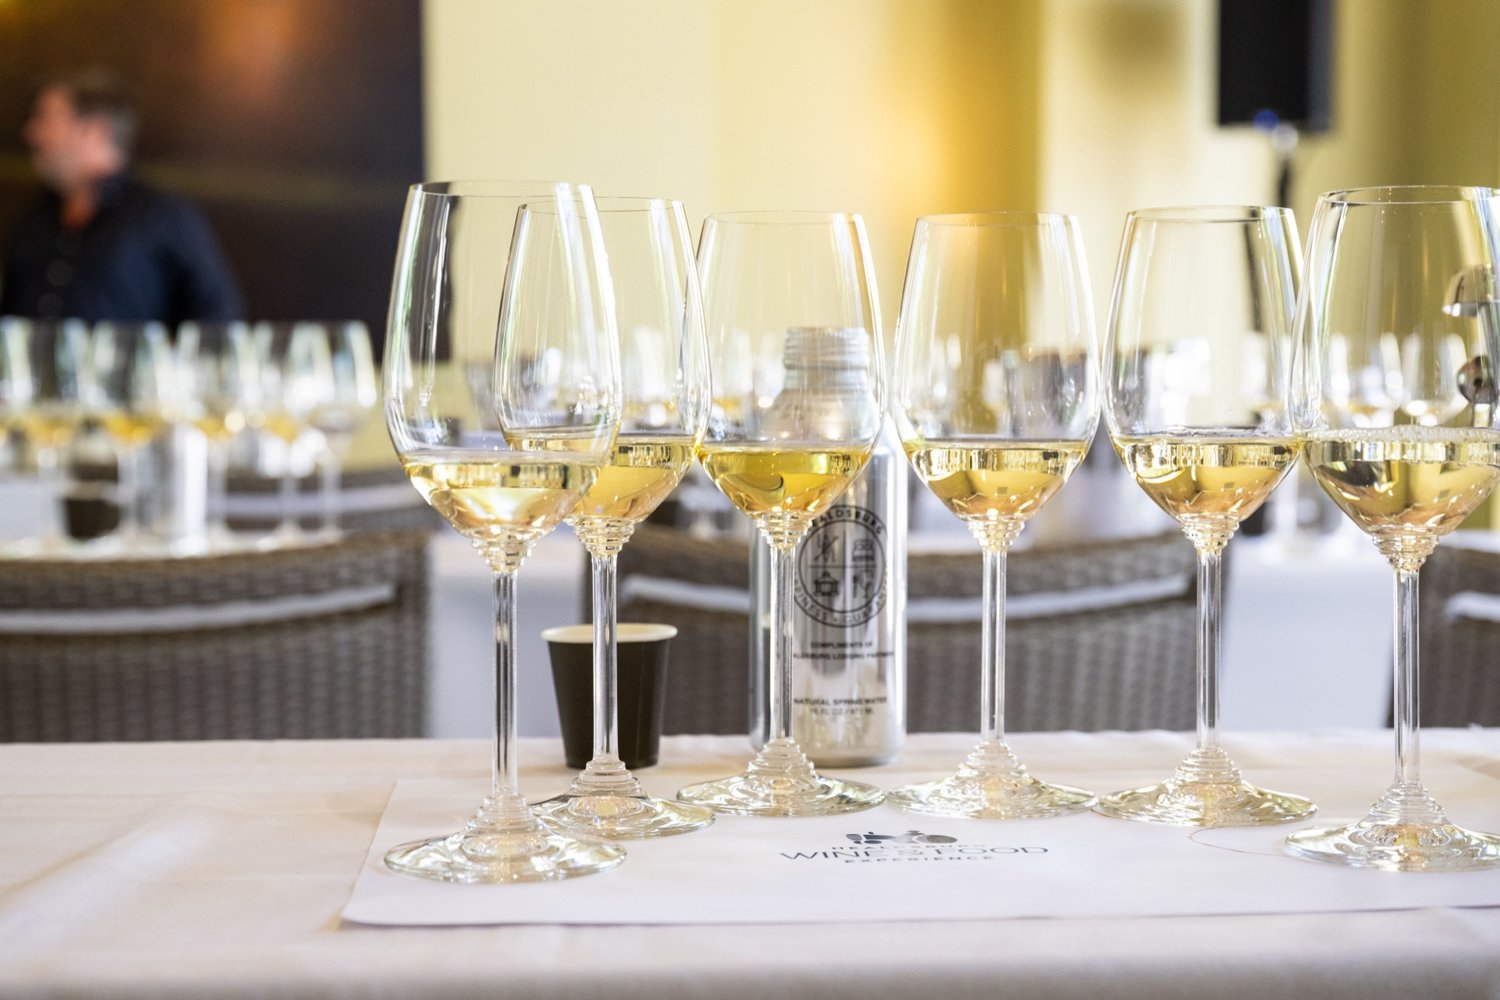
[[342, 776, 1500, 927]]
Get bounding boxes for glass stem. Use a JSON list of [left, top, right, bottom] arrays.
[[768, 539, 795, 743], [1195, 546, 1223, 752], [278, 457, 297, 535], [117, 445, 140, 540], [35, 445, 63, 544], [590, 552, 620, 762], [492, 570, 520, 801], [1393, 567, 1421, 789], [207, 442, 230, 536], [980, 546, 1008, 744], [320, 449, 340, 533]]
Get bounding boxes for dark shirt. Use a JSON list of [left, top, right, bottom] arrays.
[[0, 173, 244, 326]]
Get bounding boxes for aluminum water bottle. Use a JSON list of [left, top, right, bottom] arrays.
[[750, 404, 907, 767]]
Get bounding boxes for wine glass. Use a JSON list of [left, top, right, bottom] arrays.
[[89, 321, 179, 550], [383, 180, 624, 882], [676, 211, 886, 817], [1286, 185, 1500, 871], [886, 213, 1100, 819], [291, 320, 378, 534], [252, 322, 328, 542], [177, 321, 262, 547], [532, 197, 715, 839], [1098, 205, 1315, 826], [0, 318, 89, 550]]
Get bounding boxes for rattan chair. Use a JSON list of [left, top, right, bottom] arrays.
[[225, 462, 444, 535], [905, 531, 1197, 733], [0, 530, 430, 741], [617, 524, 1198, 735], [1415, 537, 1500, 727]]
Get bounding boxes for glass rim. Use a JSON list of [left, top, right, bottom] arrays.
[[702, 210, 865, 226], [1316, 184, 1500, 207], [406, 179, 591, 200], [592, 195, 686, 212], [1125, 205, 1293, 223], [916, 211, 1078, 228]]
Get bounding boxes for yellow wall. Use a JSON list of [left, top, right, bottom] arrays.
[[422, 0, 1038, 341], [423, 0, 1500, 347]]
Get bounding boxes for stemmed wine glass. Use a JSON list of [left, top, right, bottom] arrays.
[[1286, 185, 1500, 871], [1098, 206, 1315, 826], [676, 211, 886, 817], [383, 181, 624, 882], [177, 321, 262, 547], [89, 321, 179, 550], [252, 322, 323, 542], [887, 213, 1100, 819], [292, 320, 378, 534], [532, 197, 715, 839], [0, 318, 89, 551]]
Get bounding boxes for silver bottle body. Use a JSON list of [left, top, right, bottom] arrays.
[[749, 420, 906, 765]]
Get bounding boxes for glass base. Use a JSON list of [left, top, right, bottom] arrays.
[[384, 793, 625, 884], [887, 739, 1095, 820], [676, 737, 885, 817], [534, 755, 716, 839], [534, 792, 715, 839], [1095, 745, 1315, 827], [1285, 782, 1500, 872]]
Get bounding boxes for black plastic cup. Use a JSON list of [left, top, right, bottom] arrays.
[[543, 623, 676, 770]]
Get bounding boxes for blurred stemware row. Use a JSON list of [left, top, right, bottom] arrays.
[[0, 317, 376, 553]]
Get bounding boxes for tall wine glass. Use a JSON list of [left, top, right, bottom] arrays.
[[533, 197, 715, 839], [383, 181, 624, 882], [1286, 186, 1500, 871], [0, 318, 89, 550], [90, 321, 178, 550], [1098, 206, 1315, 826], [676, 211, 886, 817], [887, 213, 1100, 819], [292, 320, 378, 534], [177, 321, 261, 546], [252, 322, 321, 542]]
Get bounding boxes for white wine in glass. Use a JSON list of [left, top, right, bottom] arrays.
[[676, 212, 886, 817], [531, 196, 715, 840], [1286, 185, 1500, 871], [383, 181, 624, 883], [888, 212, 1099, 819], [1098, 205, 1315, 827]]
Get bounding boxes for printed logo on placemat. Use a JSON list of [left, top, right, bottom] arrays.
[[779, 829, 1049, 864]]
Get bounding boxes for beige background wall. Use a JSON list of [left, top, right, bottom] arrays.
[[423, 0, 1500, 333]]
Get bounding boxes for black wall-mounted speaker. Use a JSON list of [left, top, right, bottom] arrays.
[[1217, 0, 1333, 132]]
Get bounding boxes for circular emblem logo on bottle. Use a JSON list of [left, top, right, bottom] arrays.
[[794, 504, 887, 628]]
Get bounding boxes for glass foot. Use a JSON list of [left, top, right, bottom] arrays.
[[535, 754, 716, 839], [887, 739, 1095, 820], [676, 737, 885, 817], [1285, 782, 1500, 872], [384, 793, 624, 884], [1095, 745, 1315, 826]]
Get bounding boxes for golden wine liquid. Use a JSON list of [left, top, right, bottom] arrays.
[[1114, 434, 1299, 524], [569, 436, 694, 524], [260, 411, 304, 444], [401, 452, 595, 545], [99, 411, 169, 448], [696, 442, 869, 518], [191, 412, 247, 443], [11, 407, 80, 450], [1305, 427, 1500, 539], [904, 438, 1088, 522]]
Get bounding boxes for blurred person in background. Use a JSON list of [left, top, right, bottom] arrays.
[[0, 69, 244, 325]]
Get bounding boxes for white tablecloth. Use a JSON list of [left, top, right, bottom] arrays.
[[1, 731, 1498, 999]]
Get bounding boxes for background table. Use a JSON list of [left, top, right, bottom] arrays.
[[1, 731, 1498, 999]]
